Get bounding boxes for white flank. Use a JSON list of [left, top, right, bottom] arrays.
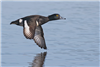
[[36, 21, 39, 26], [24, 20, 31, 36], [19, 19, 23, 23]]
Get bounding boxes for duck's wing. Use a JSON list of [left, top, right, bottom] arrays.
[[31, 52, 47, 67], [33, 25, 47, 49], [23, 19, 36, 39]]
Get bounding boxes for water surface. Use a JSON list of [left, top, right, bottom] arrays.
[[1, 1, 99, 67]]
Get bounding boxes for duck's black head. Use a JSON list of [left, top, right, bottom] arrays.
[[48, 14, 66, 21]]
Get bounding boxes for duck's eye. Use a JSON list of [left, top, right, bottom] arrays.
[[56, 15, 58, 17]]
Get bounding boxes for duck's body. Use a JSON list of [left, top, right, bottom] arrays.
[[10, 14, 66, 49], [11, 15, 49, 26]]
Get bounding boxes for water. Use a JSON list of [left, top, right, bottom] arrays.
[[2, 0, 99, 2], [1, 1, 99, 67]]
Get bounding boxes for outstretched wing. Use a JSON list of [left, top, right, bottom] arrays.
[[23, 19, 36, 39], [33, 25, 47, 49]]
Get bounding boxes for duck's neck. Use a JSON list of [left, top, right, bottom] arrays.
[[48, 16, 56, 21], [38, 17, 49, 25]]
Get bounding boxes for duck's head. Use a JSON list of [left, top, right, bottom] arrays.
[[48, 13, 66, 21]]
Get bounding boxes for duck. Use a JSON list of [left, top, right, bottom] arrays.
[[10, 13, 66, 49]]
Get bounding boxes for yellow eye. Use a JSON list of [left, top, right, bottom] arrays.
[[56, 15, 58, 17]]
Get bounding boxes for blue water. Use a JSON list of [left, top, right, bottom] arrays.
[[1, 1, 99, 67], [2, 0, 99, 2]]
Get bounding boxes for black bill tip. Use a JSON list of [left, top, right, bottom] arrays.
[[60, 16, 66, 20]]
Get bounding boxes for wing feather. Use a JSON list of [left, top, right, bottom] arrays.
[[33, 26, 47, 49], [23, 20, 36, 39]]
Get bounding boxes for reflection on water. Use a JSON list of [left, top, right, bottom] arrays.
[[29, 52, 47, 67]]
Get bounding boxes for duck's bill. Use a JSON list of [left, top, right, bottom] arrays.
[[60, 16, 66, 20]]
